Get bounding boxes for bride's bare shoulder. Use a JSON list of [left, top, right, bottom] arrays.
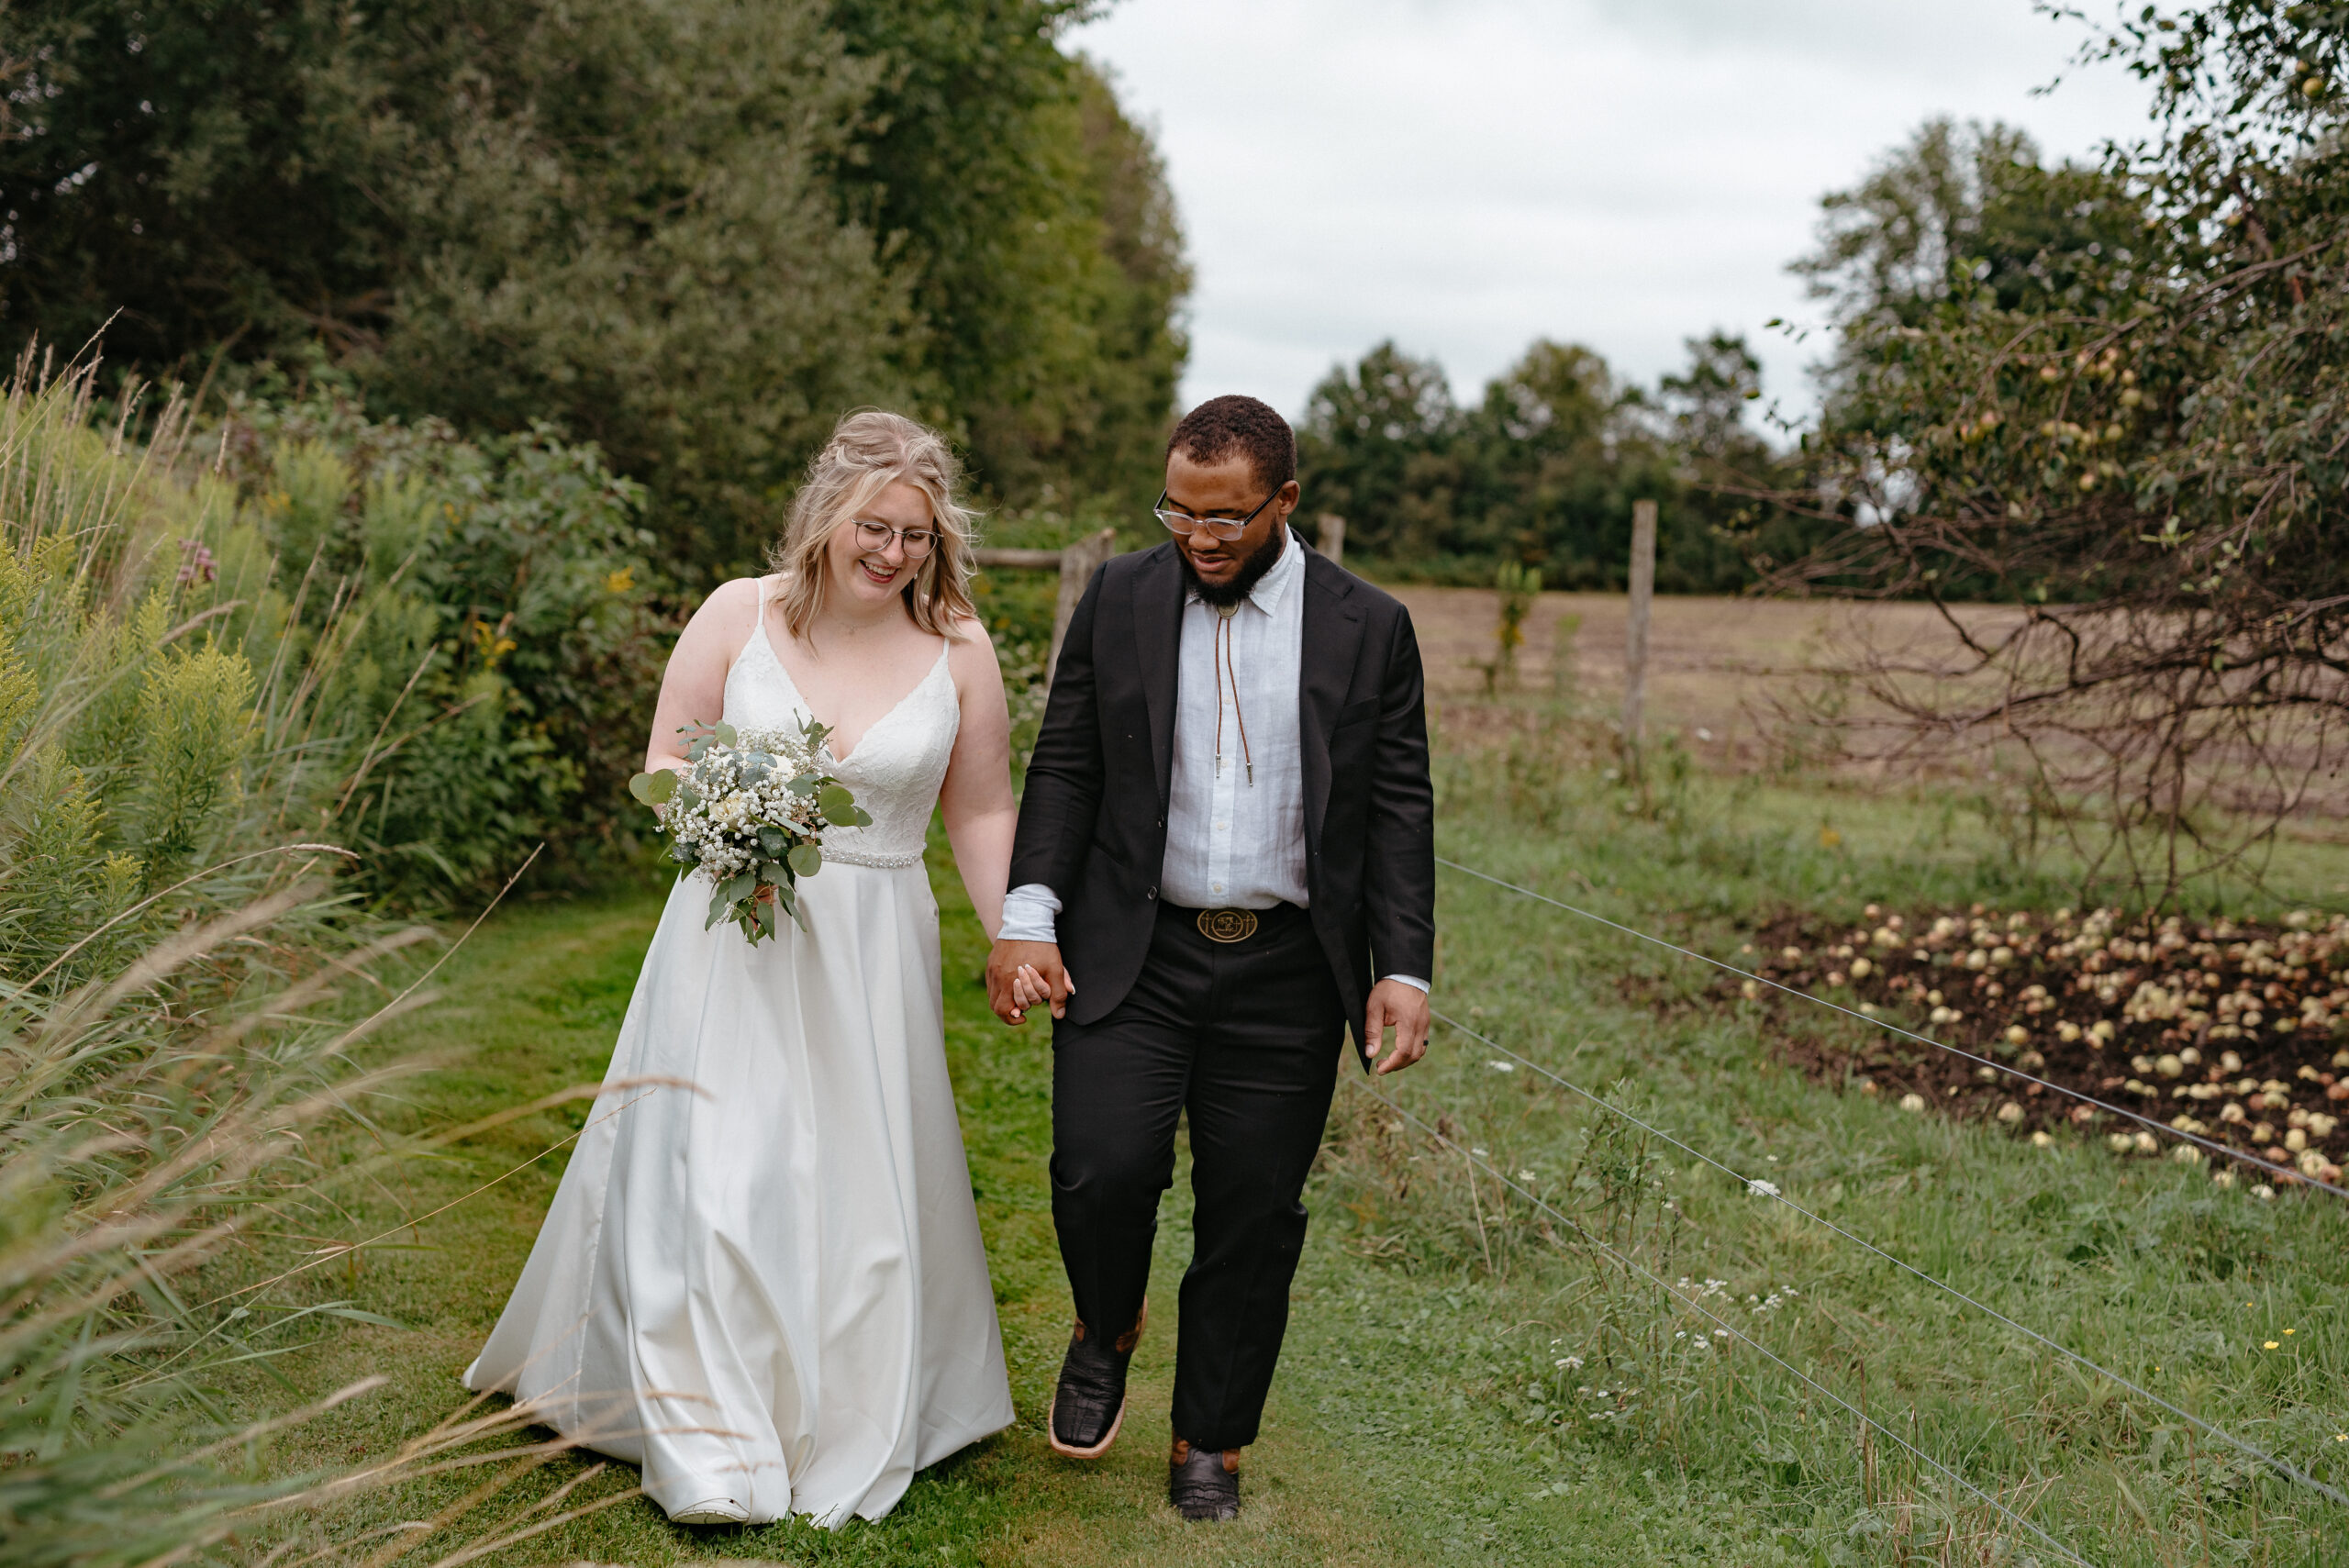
[[672, 576, 771, 661], [943, 613, 1003, 693], [696, 574, 773, 624]]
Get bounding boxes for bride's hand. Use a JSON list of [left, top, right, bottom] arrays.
[[986, 940, 1074, 1026], [1010, 964, 1045, 1017]]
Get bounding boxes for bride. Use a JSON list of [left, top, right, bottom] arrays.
[[464, 411, 1024, 1527]]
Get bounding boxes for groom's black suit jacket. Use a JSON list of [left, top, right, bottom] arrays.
[[1010, 538, 1435, 1055]]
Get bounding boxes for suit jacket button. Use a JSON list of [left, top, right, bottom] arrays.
[[1147, 885, 1158, 900]]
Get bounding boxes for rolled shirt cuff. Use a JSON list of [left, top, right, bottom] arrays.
[[997, 883, 1062, 945], [1382, 974, 1430, 995]]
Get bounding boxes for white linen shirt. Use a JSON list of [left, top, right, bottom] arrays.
[[998, 532, 1425, 993]]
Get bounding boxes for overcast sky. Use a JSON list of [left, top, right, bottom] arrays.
[[1069, 0, 2155, 429]]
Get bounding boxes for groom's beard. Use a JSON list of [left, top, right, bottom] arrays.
[[1178, 524, 1286, 608]]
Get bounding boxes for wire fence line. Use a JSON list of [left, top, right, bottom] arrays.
[[1347, 1079, 2096, 1568], [1434, 855, 2349, 1200], [1428, 1006, 2349, 1509]]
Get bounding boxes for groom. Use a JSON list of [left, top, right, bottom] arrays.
[[987, 394, 1434, 1522]]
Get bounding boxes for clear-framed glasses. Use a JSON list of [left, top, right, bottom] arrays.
[[852, 519, 939, 560], [1152, 488, 1277, 542]]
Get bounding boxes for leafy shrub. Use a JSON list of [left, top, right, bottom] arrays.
[[202, 382, 673, 902]]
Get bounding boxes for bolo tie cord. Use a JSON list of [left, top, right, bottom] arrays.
[[1214, 603, 1253, 785]]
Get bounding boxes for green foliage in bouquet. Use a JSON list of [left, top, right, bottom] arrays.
[[630, 717, 872, 943]]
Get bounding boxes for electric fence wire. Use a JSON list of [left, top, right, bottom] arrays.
[[1435, 855, 2349, 1201], [1349, 1079, 2095, 1568], [1431, 1006, 2349, 1508]]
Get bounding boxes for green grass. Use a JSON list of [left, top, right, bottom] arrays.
[[207, 748, 2349, 1565], [223, 860, 1574, 1566]]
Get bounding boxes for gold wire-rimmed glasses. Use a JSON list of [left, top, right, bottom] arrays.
[[852, 519, 940, 559]]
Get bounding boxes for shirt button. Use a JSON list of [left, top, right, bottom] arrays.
[[1212, 883, 1224, 894]]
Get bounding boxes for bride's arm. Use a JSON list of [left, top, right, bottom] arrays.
[[938, 617, 1019, 940], [645, 577, 763, 774]]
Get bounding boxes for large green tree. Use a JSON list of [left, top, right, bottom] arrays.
[[0, 0, 1187, 575], [828, 5, 1188, 517]]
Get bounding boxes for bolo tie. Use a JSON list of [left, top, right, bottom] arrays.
[[1214, 601, 1253, 785]]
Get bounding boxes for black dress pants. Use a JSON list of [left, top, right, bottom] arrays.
[[1050, 900, 1346, 1451]]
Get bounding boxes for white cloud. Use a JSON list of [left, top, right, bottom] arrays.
[[1070, 0, 2153, 424]]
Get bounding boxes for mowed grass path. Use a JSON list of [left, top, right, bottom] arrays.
[[257, 851, 1577, 1566]]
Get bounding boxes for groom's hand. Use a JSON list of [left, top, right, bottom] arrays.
[[987, 940, 1074, 1026], [1364, 979, 1431, 1075]]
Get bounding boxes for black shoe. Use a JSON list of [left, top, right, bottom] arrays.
[[1169, 1438, 1240, 1521], [1047, 1300, 1145, 1458]]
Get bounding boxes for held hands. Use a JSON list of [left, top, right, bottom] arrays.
[[986, 940, 1074, 1027], [1364, 978, 1431, 1075]]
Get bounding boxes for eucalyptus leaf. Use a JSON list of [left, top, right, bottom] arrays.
[[713, 721, 739, 747], [787, 843, 823, 877], [760, 827, 787, 856]]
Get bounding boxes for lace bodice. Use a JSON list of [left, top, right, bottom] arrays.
[[722, 617, 959, 869]]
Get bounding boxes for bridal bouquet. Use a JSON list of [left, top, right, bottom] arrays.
[[629, 717, 872, 944]]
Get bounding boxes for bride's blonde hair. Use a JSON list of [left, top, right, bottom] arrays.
[[768, 410, 979, 639]]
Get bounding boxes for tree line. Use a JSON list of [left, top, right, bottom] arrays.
[[1295, 332, 1827, 591]]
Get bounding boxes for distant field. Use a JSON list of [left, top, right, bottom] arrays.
[[1388, 586, 2026, 770]]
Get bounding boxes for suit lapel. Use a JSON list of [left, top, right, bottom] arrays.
[[1298, 549, 1365, 853], [1132, 545, 1184, 809]]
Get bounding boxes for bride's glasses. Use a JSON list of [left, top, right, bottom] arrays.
[[852, 519, 940, 559], [1152, 488, 1277, 542]]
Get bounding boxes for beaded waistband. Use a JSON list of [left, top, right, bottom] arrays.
[[820, 845, 926, 870]]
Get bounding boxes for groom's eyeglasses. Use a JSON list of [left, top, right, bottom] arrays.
[[1153, 488, 1277, 542]]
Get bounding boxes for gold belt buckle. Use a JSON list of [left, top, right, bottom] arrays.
[[1197, 907, 1259, 944]]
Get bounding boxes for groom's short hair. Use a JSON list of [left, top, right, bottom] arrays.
[[1168, 395, 1296, 493]]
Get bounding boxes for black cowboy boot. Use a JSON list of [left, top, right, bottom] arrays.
[[1168, 1437, 1241, 1521], [1047, 1300, 1145, 1458]]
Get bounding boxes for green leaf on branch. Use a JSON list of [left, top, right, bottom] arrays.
[[788, 843, 822, 878], [629, 770, 677, 806]]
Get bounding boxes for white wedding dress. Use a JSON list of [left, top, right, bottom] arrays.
[[463, 611, 1014, 1527]]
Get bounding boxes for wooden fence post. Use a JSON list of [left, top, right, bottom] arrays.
[[1623, 498, 1657, 753], [1048, 528, 1117, 696], [1316, 514, 1346, 569], [970, 528, 1119, 701]]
